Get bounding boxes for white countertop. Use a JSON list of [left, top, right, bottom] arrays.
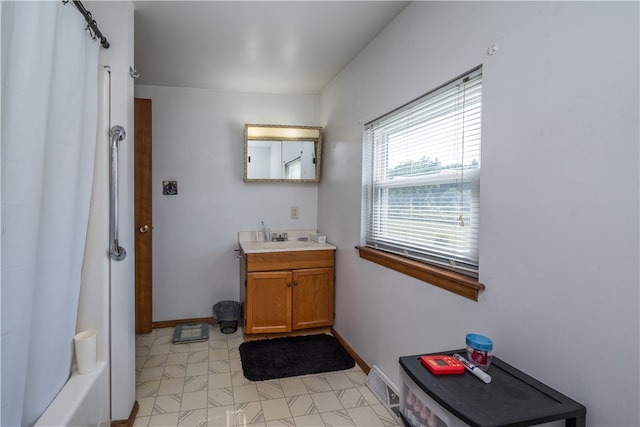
[[239, 239, 336, 253], [238, 229, 336, 253]]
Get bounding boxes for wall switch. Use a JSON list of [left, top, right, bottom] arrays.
[[291, 206, 299, 219]]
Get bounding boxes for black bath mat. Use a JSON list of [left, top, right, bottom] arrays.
[[239, 334, 355, 381]]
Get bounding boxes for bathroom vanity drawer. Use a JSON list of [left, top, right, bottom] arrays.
[[246, 249, 334, 272]]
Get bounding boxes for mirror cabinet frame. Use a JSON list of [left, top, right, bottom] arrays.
[[244, 124, 323, 183]]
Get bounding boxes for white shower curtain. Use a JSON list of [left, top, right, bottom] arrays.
[[1, 2, 100, 426]]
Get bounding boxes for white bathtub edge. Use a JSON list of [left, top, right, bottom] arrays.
[[35, 361, 109, 427]]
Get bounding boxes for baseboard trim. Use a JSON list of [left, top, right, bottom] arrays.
[[111, 400, 138, 427], [331, 328, 370, 375], [151, 317, 213, 329]]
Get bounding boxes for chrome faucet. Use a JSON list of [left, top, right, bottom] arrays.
[[271, 232, 288, 241]]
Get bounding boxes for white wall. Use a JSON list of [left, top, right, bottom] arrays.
[[134, 85, 320, 321], [319, 2, 639, 426], [90, 1, 137, 422]]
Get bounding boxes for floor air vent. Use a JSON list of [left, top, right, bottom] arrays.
[[366, 365, 401, 421]]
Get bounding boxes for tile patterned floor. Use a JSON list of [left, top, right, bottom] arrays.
[[134, 326, 401, 427]]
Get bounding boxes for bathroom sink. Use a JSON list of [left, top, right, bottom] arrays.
[[257, 240, 311, 250], [238, 230, 336, 253]]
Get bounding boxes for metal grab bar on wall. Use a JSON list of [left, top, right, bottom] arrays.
[[109, 125, 127, 261]]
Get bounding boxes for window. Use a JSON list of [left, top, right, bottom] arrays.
[[285, 157, 302, 179], [362, 67, 483, 287]]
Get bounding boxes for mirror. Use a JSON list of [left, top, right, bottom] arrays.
[[244, 124, 322, 182]]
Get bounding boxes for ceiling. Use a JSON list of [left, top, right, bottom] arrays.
[[132, 1, 410, 94]]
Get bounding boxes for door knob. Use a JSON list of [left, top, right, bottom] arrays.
[[139, 225, 150, 233]]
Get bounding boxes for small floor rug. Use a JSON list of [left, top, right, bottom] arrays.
[[239, 334, 355, 381], [172, 323, 209, 344]]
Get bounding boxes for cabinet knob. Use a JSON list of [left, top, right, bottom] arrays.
[[293, 281, 299, 286], [287, 282, 292, 287], [139, 224, 150, 233]]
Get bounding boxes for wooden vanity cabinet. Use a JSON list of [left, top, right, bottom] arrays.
[[243, 250, 334, 335]]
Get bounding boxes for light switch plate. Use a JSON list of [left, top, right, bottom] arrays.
[[291, 206, 299, 219]]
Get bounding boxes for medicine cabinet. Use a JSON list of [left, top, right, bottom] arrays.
[[244, 124, 322, 183]]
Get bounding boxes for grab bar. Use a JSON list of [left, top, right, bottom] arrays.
[[109, 125, 127, 261]]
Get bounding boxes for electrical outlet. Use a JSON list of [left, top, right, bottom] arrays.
[[291, 206, 299, 219]]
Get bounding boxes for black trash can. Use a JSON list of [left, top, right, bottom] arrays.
[[212, 300, 241, 334]]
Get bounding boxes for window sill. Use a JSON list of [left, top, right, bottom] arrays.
[[355, 246, 485, 301]]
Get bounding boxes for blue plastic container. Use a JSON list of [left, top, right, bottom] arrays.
[[466, 333, 493, 371]]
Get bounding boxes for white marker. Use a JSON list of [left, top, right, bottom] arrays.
[[453, 353, 492, 384]]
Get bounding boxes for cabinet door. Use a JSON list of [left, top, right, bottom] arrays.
[[292, 267, 334, 330], [246, 271, 292, 334]]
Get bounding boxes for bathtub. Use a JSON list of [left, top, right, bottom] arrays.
[[34, 361, 110, 427]]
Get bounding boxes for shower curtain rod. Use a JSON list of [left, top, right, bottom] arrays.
[[68, 0, 110, 48]]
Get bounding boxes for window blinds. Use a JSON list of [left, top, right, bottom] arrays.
[[363, 67, 482, 276]]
